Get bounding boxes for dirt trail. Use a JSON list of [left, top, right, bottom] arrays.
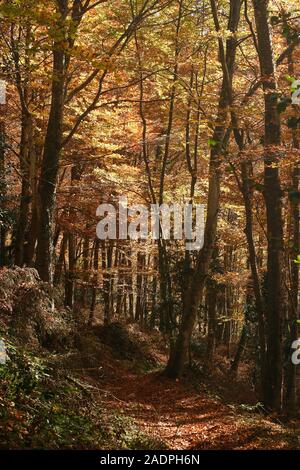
[[74, 325, 300, 450], [96, 368, 300, 450]]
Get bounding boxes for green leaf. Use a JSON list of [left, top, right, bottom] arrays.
[[291, 81, 300, 91], [208, 138, 218, 147], [285, 74, 296, 83]]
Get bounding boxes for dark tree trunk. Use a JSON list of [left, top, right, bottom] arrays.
[[54, 232, 67, 286], [252, 0, 285, 412], [89, 239, 100, 326], [135, 251, 145, 323], [102, 241, 112, 324], [80, 237, 90, 307], [64, 232, 76, 309], [284, 11, 299, 414], [15, 114, 33, 266], [35, 2, 67, 282], [205, 278, 218, 370], [234, 160, 267, 393], [230, 324, 247, 376], [23, 203, 38, 266], [0, 121, 6, 267]]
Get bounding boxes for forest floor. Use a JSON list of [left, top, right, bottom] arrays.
[[72, 324, 300, 450], [1, 268, 300, 450]]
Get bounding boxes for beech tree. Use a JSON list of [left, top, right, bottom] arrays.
[[165, 0, 243, 378]]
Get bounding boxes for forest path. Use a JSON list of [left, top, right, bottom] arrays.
[[96, 369, 299, 450]]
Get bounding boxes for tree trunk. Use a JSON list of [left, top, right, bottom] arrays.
[[230, 324, 247, 376], [64, 232, 76, 309], [164, 0, 242, 378], [35, 2, 67, 282], [283, 11, 299, 414], [205, 278, 218, 371], [54, 232, 67, 286], [80, 237, 90, 307], [89, 239, 99, 326], [252, 0, 285, 412], [240, 161, 267, 393], [15, 114, 33, 266], [0, 121, 6, 267]]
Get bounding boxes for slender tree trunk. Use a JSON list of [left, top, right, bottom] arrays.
[[230, 324, 247, 376], [102, 241, 112, 324], [205, 278, 218, 371], [164, 0, 242, 378], [0, 121, 6, 267], [15, 114, 33, 266], [283, 11, 299, 414], [54, 232, 67, 286], [240, 161, 266, 392], [24, 203, 38, 266], [64, 232, 76, 309], [253, 0, 285, 412], [80, 237, 90, 307], [89, 239, 99, 326]]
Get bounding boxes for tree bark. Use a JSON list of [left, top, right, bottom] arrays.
[[35, 1, 67, 282], [205, 278, 218, 370], [252, 0, 285, 412], [283, 10, 299, 414], [164, 0, 242, 378], [64, 232, 76, 309], [89, 239, 100, 326], [15, 114, 33, 266], [54, 232, 67, 286], [0, 121, 6, 267]]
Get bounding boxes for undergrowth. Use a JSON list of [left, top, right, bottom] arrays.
[[0, 334, 164, 450]]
